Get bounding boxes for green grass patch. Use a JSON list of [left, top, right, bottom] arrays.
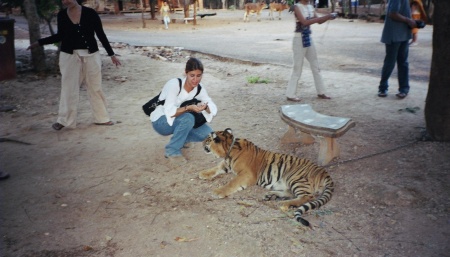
[[246, 76, 270, 84]]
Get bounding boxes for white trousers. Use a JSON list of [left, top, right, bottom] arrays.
[[286, 34, 326, 98], [57, 51, 110, 128], [163, 16, 170, 28]]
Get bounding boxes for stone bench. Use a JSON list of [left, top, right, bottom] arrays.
[[280, 104, 355, 166], [183, 17, 194, 24], [168, 18, 193, 24]]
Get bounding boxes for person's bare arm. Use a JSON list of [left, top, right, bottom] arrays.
[[294, 5, 334, 26], [389, 12, 416, 28]]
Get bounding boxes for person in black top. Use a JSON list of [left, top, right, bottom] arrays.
[[28, 0, 121, 130]]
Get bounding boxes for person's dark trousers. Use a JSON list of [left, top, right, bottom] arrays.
[[379, 40, 410, 94]]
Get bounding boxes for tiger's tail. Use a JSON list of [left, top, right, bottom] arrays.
[[294, 178, 334, 227]]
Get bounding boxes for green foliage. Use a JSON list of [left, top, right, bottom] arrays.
[[36, 0, 61, 18], [286, 0, 294, 6], [5, 0, 62, 29], [246, 76, 270, 84]]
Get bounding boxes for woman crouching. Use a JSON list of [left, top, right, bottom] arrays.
[[150, 58, 218, 164]]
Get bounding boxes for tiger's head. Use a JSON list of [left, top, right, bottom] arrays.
[[203, 128, 235, 158]]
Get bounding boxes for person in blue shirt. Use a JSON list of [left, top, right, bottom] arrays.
[[378, 0, 417, 99]]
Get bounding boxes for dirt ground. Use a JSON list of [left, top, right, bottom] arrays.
[[1, 8, 449, 257]]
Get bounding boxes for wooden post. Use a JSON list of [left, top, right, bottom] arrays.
[[139, 0, 146, 28], [193, 0, 197, 25]]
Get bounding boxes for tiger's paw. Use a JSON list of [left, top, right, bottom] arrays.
[[264, 193, 290, 201], [263, 194, 276, 201], [213, 187, 229, 198], [279, 204, 290, 212], [199, 169, 217, 180]]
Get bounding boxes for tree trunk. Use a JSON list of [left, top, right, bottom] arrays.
[[193, 0, 197, 25], [424, 0, 450, 141], [423, 0, 433, 23], [23, 0, 47, 72], [347, 0, 352, 15], [140, 0, 147, 27], [150, 0, 157, 20], [380, 0, 386, 18]]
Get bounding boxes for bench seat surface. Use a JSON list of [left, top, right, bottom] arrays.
[[280, 104, 355, 137]]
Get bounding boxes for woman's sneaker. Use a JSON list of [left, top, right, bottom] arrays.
[[165, 155, 187, 165], [378, 91, 388, 97]]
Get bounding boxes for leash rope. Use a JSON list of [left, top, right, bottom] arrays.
[[322, 139, 420, 168], [226, 136, 236, 160]]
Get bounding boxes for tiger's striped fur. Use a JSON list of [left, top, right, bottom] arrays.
[[199, 128, 334, 226]]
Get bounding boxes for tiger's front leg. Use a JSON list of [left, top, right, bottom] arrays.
[[213, 173, 256, 198], [199, 160, 227, 180]]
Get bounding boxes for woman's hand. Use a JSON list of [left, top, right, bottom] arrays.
[[111, 55, 121, 67], [26, 42, 39, 50], [186, 102, 209, 113], [198, 102, 210, 113]]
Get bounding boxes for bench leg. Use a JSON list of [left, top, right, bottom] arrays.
[[281, 126, 315, 145], [314, 136, 340, 166]]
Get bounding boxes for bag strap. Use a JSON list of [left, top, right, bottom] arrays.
[[178, 78, 202, 97]]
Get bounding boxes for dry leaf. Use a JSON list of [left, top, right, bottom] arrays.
[[237, 201, 253, 207], [174, 236, 199, 242], [83, 245, 93, 251]]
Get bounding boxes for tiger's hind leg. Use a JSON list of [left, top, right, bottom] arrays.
[[262, 180, 293, 201], [199, 160, 228, 180], [279, 195, 314, 212]]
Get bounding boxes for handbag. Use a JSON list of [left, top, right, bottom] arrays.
[[142, 93, 163, 116], [143, 79, 206, 128]]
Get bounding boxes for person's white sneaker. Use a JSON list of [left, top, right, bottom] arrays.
[[166, 155, 187, 165]]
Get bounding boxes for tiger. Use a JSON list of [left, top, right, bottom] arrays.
[[199, 128, 334, 227]]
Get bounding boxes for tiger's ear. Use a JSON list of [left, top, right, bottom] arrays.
[[224, 128, 233, 135]]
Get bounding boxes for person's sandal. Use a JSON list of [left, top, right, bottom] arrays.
[[287, 97, 301, 102], [52, 123, 65, 131], [317, 94, 331, 99], [94, 121, 114, 126], [396, 92, 407, 99]]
